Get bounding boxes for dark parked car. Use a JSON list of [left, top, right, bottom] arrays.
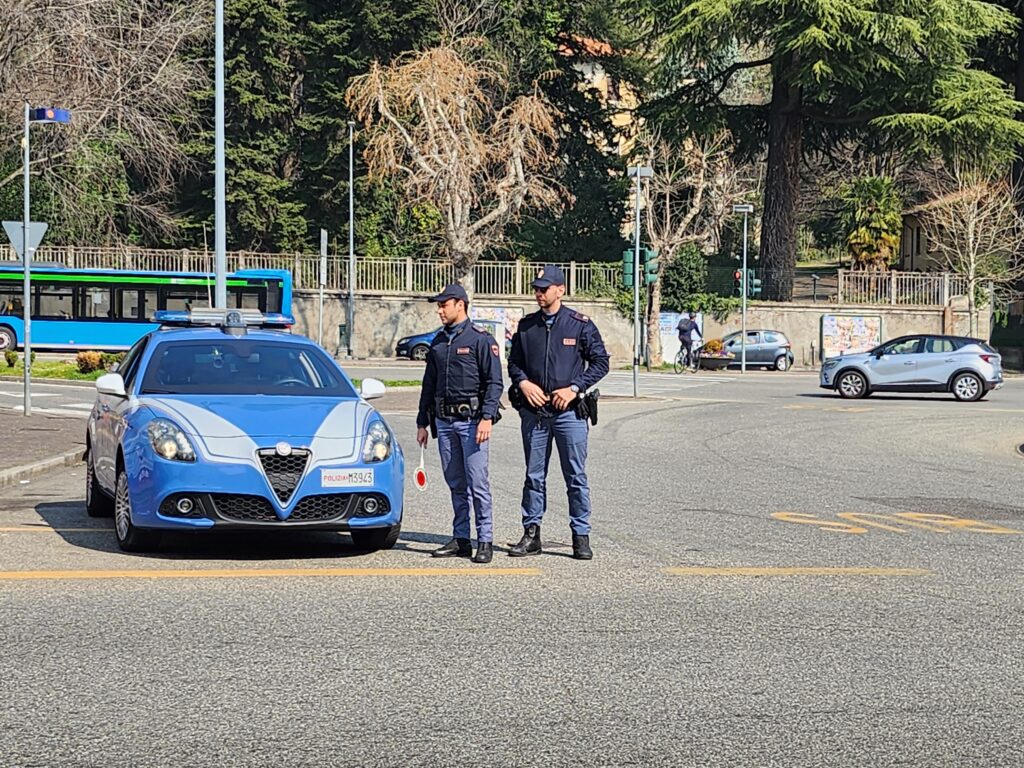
[[395, 328, 440, 361], [719, 329, 794, 371]]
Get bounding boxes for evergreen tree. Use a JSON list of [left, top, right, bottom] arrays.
[[646, 0, 1024, 299]]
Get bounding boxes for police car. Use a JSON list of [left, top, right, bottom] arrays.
[[84, 308, 404, 552]]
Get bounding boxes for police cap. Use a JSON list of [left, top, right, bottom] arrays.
[[530, 265, 566, 289], [428, 283, 469, 304]]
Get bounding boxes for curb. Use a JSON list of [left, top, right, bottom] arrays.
[[0, 449, 86, 489]]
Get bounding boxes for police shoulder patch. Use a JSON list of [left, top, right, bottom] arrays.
[[472, 324, 489, 335], [570, 310, 590, 323]]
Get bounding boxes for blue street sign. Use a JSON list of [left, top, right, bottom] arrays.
[[30, 107, 71, 124]]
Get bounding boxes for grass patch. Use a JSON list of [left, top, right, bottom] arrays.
[[352, 378, 422, 388], [2, 361, 107, 381]]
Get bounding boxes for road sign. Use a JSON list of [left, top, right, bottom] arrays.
[[3, 221, 48, 259]]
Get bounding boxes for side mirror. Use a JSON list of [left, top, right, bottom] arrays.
[[95, 373, 127, 398], [359, 377, 386, 400]]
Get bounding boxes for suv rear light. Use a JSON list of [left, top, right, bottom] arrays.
[[979, 354, 998, 363], [781, 343, 791, 349]]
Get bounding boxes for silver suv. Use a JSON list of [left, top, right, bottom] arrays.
[[820, 335, 1003, 401]]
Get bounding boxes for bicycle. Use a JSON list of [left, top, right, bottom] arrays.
[[673, 343, 702, 374]]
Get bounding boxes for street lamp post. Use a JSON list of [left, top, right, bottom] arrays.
[[732, 203, 754, 374], [347, 120, 355, 358], [21, 105, 70, 417], [628, 165, 653, 398], [214, 0, 227, 308]]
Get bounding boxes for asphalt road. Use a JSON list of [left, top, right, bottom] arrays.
[[2, 374, 1023, 767]]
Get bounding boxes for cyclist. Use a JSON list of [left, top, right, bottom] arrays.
[[676, 311, 702, 370]]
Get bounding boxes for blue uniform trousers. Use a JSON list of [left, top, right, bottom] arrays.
[[436, 418, 493, 543], [518, 407, 592, 535]]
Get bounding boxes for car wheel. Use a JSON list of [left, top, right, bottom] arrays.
[[85, 449, 114, 518], [0, 326, 15, 352], [774, 355, 790, 372], [114, 467, 161, 552], [837, 370, 868, 399], [951, 372, 984, 402], [350, 524, 401, 551], [411, 345, 429, 362]]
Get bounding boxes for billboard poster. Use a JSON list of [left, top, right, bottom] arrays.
[[820, 314, 883, 361]]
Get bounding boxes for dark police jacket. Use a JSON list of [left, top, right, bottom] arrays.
[[507, 305, 610, 396], [417, 319, 503, 427]]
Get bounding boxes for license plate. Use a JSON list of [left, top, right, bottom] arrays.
[[321, 468, 375, 488]]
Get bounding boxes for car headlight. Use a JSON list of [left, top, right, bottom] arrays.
[[397, 337, 410, 346], [362, 420, 392, 463], [146, 419, 196, 462], [822, 360, 840, 370]]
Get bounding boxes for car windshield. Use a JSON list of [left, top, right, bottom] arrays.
[[140, 340, 357, 397]]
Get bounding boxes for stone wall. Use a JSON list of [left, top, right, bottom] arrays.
[[292, 290, 988, 365]]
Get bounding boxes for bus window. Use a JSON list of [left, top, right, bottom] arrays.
[[162, 286, 210, 312], [230, 286, 264, 311], [143, 290, 158, 320], [116, 288, 142, 319], [0, 287, 22, 315], [78, 287, 113, 319], [36, 284, 75, 319]]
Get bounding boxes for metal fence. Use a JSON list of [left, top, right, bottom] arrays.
[[0, 244, 622, 297], [0, 243, 971, 304], [837, 270, 970, 306]]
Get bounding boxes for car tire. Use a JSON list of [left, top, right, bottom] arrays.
[[836, 370, 868, 399], [0, 325, 15, 352], [774, 355, 790, 372], [85, 449, 114, 518], [114, 467, 161, 553], [411, 345, 429, 362], [951, 372, 984, 402], [350, 524, 401, 551]]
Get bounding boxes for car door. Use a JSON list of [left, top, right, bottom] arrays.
[[917, 337, 959, 385], [95, 337, 147, 489], [865, 337, 924, 386]]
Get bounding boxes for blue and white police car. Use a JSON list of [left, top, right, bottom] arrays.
[[85, 308, 403, 553]]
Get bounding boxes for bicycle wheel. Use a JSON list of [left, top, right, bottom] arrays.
[[673, 350, 685, 374]]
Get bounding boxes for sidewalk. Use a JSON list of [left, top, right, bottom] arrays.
[[0, 409, 86, 488]]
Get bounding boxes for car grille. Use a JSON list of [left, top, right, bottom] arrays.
[[258, 448, 310, 504], [290, 494, 353, 522], [211, 494, 278, 522]]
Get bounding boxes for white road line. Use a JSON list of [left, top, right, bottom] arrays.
[[0, 391, 60, 398]]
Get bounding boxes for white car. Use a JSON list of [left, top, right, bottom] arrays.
[[820, 334, 1002, 401]]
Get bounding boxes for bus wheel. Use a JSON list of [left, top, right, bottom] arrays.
[[0, 326, 14, 352]]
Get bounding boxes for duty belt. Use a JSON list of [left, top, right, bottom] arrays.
[[436, 397, 481, 420]]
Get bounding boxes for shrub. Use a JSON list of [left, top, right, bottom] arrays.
[[4, 349, 16, 368], [76, 351, 104, 374], [101, 352, 125, 370]]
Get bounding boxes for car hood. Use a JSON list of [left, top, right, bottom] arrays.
[[137, 395, 375, 440], [825, 351, 871, 364]]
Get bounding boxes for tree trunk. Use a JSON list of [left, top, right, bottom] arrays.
[[760, 59, 802, 302], [647, 278, 663, 366], [1013, 20, 1024, 211], [451, 254, 476, 301]]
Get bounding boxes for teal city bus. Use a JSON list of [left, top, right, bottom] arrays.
[[0, 265, 292, 352]]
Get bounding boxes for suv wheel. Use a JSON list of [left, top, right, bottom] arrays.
[[951, 372, 984, 402], [774, 355, 790, 372], [837, 370, 868, 399], [411, 345, 429, 362]]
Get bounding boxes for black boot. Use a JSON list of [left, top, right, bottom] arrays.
[[472, 541, 493, 563], [508, 525, 542, 557], [572, 534, 593, 560], [432, 538, 472, 558]]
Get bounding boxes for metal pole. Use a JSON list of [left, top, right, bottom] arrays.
[[741, 210, 748, 374], [347, 121, 355, 358], [632, 173, 641, 398], [214, 0, 227, 308], [318, 229, 326, 345], [22, 102, 31, 416]]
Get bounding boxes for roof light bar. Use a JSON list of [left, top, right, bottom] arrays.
[[153, 309, 295, 329]]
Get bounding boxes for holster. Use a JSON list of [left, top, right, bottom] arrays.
[[426, 406, 437, 439], [574, 389, 599, 426], [508, 383, 526, 411]]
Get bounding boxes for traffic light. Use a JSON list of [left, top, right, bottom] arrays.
[[733, 269, 744, 297], [747, 268, 762, 298], [642, 247, 659, 285], [622, 250, 634, 289]]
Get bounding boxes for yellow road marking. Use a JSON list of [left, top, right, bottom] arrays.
[[0, 567, 542, 581], [666, 566, 931, 577]]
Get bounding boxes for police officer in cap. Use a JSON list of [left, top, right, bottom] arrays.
[[507, 265, 610, 560], [416, 283, 503, 563]]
